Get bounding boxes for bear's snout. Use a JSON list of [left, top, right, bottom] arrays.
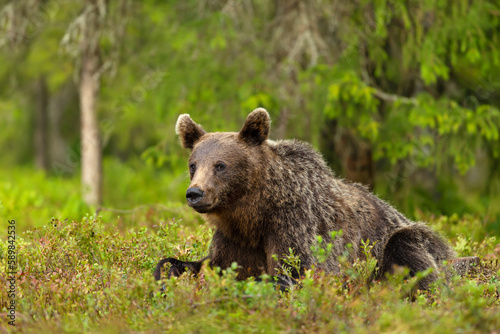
[[186, 187, 205, 204]]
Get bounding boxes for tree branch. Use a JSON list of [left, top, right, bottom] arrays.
[[372, 89, 419, 105]]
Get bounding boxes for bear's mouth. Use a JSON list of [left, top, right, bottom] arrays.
[[189, 202, 216, 213]]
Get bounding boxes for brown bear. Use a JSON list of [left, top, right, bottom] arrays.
[[154, 108, 456, 290]]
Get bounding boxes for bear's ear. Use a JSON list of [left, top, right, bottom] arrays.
[[239, 108, 271, 145], [175, 114, 207, 149]]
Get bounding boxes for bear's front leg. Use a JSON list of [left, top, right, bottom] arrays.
[[153, 257, 208, 281]]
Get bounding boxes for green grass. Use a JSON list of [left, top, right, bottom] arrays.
[[0, 214, 499, 333]]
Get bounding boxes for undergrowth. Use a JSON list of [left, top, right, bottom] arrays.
[[1, 215, 499, 333]]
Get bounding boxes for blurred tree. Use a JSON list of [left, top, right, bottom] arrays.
[[61, 0, 130, 206], [61, 0, 105, 206]]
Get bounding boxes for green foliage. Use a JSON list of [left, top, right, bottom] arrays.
[[323, 67, 500, 174], [0, 215, 499, 333], [310, 230, 343, 264]]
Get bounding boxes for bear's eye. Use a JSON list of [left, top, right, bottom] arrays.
[[215, 162, 226, 172], [189, 163, 196, 175]]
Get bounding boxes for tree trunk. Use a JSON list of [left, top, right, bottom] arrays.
[[80, 49, 102, 206], [337, 129, 375, 190], [320, 120, 375, 190], [34, 75, 49, 171]]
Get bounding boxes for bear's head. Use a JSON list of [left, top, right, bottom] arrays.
[[175, 108, 271, 213]]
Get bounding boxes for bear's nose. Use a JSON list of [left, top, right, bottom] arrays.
[[186, 187, 204, 204]]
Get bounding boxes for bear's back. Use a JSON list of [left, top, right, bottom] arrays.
[[264, 138, 413, 260]]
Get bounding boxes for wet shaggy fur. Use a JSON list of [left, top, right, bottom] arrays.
[[154, 108, 456, 289]]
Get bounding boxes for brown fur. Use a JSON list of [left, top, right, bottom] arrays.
[[154, 108, 456, 289]]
